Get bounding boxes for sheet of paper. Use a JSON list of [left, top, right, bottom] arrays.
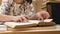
[[44, 19, 53, 22], [4, 21, 39, 28], [4, 19, 53, 28]]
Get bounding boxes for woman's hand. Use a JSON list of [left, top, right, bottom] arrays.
[[13, 14, 29, 22], [36, 11, 50, 19]]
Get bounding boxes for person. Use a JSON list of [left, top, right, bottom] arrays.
[[0, 0, 50, 22]]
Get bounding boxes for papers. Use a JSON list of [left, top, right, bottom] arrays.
[[44, 19, 53, 22], [0, 25, 7, 31], [4, 20, 41, 28], [4, 19, 53, 28], [4, 22, 37, 28]]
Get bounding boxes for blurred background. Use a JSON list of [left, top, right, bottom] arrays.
[[0, 0, 60, 13]]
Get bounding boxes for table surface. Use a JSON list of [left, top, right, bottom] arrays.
[[0, 25, 60, 34]]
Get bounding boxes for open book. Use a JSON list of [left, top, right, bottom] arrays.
[[4, 19, 56, 28]]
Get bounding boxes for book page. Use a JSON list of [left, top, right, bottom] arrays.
[[4, 20, 40, 28], [4, 19, 53, 28], [38, 19, 56, 26], [44, 19, 53, 22]]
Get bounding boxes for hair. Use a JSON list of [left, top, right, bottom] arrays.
[[26, 0, 32, 4]]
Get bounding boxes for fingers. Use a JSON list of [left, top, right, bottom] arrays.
[[21, 16, 27, 20], [36, 13, 43, 20], [23, 15, 29, 19], [19, 17, 23, 22], [42, 12, 50, 19], [38, 15, 43, 20], [18, 15, 29, 22], [36, 11, 50, 20]]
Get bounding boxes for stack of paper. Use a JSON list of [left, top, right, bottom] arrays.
[[4, 19, 56, 29]]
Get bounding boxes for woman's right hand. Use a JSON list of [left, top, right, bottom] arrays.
[[13, 14, 29, 22]]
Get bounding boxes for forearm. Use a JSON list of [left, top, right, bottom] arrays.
[[0, 14, 16, 22], [30, 14, 38, 20]]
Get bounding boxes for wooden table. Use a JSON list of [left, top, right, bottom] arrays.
[[0, 25, 60, 34]]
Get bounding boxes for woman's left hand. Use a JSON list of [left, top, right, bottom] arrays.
[[36, 11, 50, 19]]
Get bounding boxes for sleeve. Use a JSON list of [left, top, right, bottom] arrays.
[[0, 0, 9, 14]]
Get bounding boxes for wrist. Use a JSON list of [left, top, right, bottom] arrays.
[[35, 14, 39, 19], [30, 14, 38, 20], [10, 16, 18, 22]]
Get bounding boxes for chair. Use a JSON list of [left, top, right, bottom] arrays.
[[46, 2, 60, 24]]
